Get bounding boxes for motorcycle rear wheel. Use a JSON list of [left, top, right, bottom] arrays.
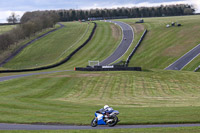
[[107, 116, 118, 127], [91, 118, 98, 127]]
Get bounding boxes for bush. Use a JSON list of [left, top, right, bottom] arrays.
[[0, 11, 59, 51]]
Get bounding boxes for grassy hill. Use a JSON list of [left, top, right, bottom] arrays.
[[0, 70, 200, 125], [2, 22, 94, 69], [1, 21, 122, 70], [0, 24, 60, 65], [47, 21, 122, 70], [122, 15, 200, 71]]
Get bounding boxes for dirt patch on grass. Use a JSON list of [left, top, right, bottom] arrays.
[[127, 22, 145, 33], [162, 44, 192, 57], [133, 24, 145, 33], [110, 24, 121, 40]]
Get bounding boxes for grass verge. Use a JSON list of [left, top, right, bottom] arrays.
[[126, 15, 200, 70]]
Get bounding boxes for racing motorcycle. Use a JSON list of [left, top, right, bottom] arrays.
[[91, 110, 120, 127]]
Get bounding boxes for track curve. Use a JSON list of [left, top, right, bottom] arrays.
[[99, 20, 134, 66], [1, 123, 200, 130]]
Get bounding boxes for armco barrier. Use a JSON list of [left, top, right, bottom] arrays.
[[194, 65, 200, 72], [0, 22, 97, 73], [125, 29, 147, 67], [75, 66, 142, 71]]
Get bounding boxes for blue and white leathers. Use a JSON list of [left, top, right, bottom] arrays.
[[95, 113, 106, 125]]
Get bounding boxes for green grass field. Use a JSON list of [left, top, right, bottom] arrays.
[[0, 24, 61, 64], [122, 15, 200, 71], [0, 25, 16, 34], [2, 22, 94, 69], [0, 70, 200, 125]]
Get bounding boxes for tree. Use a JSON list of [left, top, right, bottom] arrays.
[[7, 12, 19, 24]]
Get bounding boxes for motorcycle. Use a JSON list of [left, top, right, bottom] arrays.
[[91, 110, 120, 127]]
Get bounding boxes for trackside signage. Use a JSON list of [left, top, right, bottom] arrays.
[[102, 66, 114, 68]]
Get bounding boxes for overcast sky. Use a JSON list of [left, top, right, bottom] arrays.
[[0, 0, 199, 23]]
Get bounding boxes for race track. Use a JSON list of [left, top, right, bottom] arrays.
[[1, 123, 200, 130], [165, 44, 200, 70], [99, 20, 134, 66], [0, 70, 72, 82]]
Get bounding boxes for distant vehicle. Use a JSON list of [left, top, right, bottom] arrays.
[[177, 23, 182, 26], [81, 19, 86, 22], [166, 24, 170, 28], [171, 22, 175, 26], [136, 19, 144, 23]]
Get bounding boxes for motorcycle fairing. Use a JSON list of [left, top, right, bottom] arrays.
[[95, 113, 106, 125]]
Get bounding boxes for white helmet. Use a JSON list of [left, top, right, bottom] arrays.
[[104, 105, 109, 110]]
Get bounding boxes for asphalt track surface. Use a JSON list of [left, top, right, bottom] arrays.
[[99, 20, 134, 66], [1, 123, 200, 130], [0, 70, 72, 82], [165, 44, 200, 70]]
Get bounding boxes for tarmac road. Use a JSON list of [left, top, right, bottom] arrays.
[[1, 123, 200, 130], [165, 44, 200, 70], [0, 70, 72, 82], [99, 20, 134, 66]]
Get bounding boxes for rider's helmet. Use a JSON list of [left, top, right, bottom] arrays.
[[104, 105, 109, 110]]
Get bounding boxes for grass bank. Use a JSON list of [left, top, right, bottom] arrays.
[[0, 70, 199, 125], [124, 15, 200, 70], [50, 21, 122, 70], [0, 24, 60, 65], [2, 22, 93, 69]]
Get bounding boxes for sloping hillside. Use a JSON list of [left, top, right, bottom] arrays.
[[2, 22, 94, 69], [126, 15, 200, 71]]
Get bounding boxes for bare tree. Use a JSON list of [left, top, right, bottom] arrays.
[[7, 12, 19, 24]]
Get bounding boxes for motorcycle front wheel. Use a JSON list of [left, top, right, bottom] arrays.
[[107, 116, 118, 127], [91, 118, 98, 127]]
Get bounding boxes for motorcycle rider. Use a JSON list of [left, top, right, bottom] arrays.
[[96, 105, 114, 121]]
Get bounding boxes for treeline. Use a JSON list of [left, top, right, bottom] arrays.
[[57, 4, 195, 21], [0, 11, 59, 50]]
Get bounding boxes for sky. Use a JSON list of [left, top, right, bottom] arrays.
[[0, 0, 200, 23]]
